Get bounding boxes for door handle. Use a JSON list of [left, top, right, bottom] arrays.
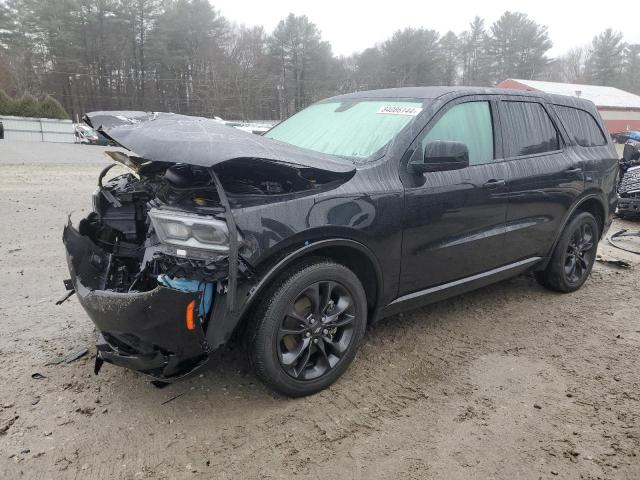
[[565, 167, 582, 174], [483, 179, 506, 189]]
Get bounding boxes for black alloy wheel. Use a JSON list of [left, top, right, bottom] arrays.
[[277, 281, 356, 380], [247, 260, 367, 397], [535, 211, 599, 293], [564, 222, 595, 284]]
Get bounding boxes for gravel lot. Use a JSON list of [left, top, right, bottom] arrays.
[[1, 141, 639, 479]]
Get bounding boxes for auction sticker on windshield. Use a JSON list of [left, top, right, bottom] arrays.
[[376, 105, 422, 116]]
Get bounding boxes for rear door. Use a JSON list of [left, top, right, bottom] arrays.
[[399, 97, 510, 296], [498, 99, 584, 262]]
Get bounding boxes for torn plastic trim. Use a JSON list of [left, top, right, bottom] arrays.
[[210, 168, 239, 312], [84, 111, 356, 174], [63, 223, 213, 379], [103, 150, 173, 178], [157, 274, 214, 318]]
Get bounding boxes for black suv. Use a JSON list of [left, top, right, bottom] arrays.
[[63, 87, 618, 396]]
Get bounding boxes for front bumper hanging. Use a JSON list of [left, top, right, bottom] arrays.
[[61, 166, 244, 381], [63, 224, 211, 378]]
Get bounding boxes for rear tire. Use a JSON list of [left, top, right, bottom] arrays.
[[247, 259, 367, 397], [535, 211, 599, 293]]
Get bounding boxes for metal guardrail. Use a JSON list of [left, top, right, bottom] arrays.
[[0, 115, 75, 143]]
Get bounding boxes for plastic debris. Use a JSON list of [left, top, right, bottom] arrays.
[[161, 392, 186, 405], [596, 254, 632, 269], [45, 348, 89, 366]]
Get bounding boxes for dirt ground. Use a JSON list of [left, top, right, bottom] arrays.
[[1, 144, 639, 479]]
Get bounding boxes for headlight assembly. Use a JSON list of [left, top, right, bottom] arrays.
[[148, 209, 232, 252]]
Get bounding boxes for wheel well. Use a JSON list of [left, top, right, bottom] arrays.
[[575, 198, 605, 235], [535, 197, 606, 272], [297, 245, 379, 317]]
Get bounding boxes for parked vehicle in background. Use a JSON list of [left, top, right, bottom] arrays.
[[232, 123, 272, 135], [74, 123, 111, 145], [612, 131, 640, 144], [617, 138, 640, 218], [213, 116, 272, 135], [63, 87, 618, 397]]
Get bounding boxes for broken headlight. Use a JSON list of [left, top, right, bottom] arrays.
[[149, 209, 230, 253]]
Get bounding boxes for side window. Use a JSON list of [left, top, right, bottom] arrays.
[[422, 101, 494, 166], [554, 105, 607, 147], [501, 101, 560, 157]]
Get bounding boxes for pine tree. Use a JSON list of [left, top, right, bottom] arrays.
[[460, 17, 489, 86], [440, 31, 459, 86], [0, 89, 13, 115], [487, 12, 552, 83], [269, 14, 334, 117], [38, 95, 69, 119], [12, 93, 39, 117], [585, 29, 626, 86], [380, 28, 443, 87], [622, 44, 640, 93]]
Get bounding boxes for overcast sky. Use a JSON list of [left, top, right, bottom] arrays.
[[211, 0, 636, 57]]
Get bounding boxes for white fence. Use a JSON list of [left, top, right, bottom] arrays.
[[0, 115, 75, 143]]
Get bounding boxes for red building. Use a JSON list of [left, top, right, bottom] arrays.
[[497, 79, 640, 133]]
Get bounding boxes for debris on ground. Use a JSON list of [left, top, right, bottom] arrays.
[[0, 415, 19, 435], [161, 392, 187, 405], [45, 348, 89, 366], [55, 290, 75, 306], [75, 407, 95, 416], [596, 254, 632, 269], [607, 229, 640, 254]]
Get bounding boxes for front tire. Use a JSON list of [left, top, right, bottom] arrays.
[[535, 211, 599, 293], [247, 259, 367, 397]]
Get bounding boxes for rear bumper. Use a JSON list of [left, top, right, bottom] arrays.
[[63, 224, 211, 380]]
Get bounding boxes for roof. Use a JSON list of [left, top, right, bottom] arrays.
[[503, 79, 640, 110], [328, 86, 549, 101]]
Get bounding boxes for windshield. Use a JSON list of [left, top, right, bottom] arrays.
[[264, 99, 424, 159]]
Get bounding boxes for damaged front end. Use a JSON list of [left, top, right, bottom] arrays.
[[63, 161, 230, 380], [63, 111, 355, 382]]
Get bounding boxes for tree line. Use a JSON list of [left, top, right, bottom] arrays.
[[0, 0, 638, 121]]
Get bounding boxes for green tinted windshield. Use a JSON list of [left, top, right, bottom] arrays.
[[264, 100, 424, 159]]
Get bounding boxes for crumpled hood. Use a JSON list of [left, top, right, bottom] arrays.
[[84, 111, 355, 173]]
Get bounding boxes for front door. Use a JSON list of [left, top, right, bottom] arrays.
[[399, 99, 510, 296]]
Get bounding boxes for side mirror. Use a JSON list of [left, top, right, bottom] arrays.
[[409, 140, 470, 174]]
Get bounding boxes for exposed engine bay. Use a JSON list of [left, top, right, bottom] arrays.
[[79, 154, 349, 294]]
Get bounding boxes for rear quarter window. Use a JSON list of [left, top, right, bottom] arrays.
[[554, 105, 607, 147]]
